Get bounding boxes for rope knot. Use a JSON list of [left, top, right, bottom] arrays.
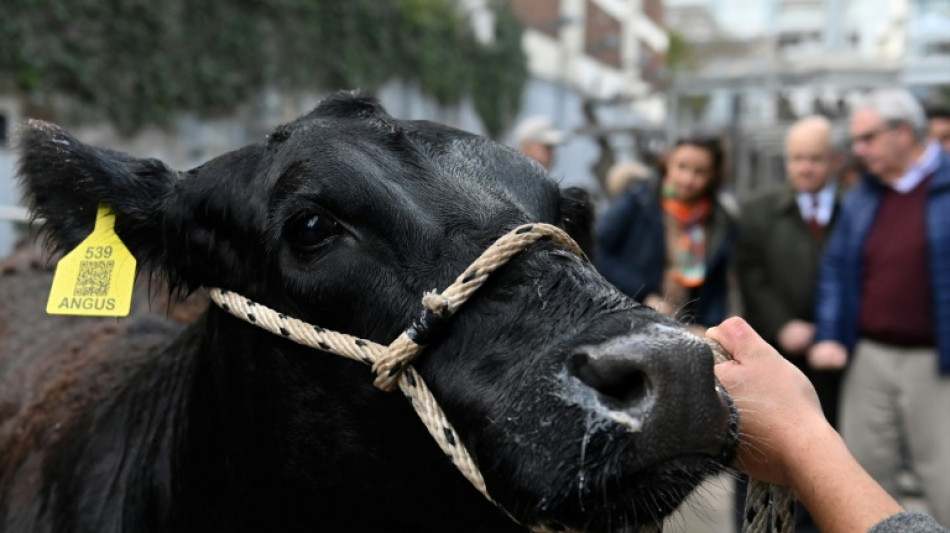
[[374, 290, 454, 391], [373, 332, 424, 391], [422, 290, 451, 316], [206, 223, 796, 533]]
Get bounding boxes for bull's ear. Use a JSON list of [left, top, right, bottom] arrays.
[[17, 120, 176, 267], [556, 187, 595, 258]]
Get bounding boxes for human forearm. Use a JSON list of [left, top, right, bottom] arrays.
[[707, 318, 903, 533], [784, 423, 903, 533]]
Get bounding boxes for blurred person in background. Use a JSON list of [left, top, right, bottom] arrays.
[[736, 115, 845, 533], [596, 137, 736, 335], [811, 88, 950, 527], [927, 107, 950, 153], [604, 160, 652, 198], [838, 152, 865, 190], [738, 115, 844, 427], [513, 116, 564, 170]]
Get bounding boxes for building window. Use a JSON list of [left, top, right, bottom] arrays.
[[585, 0, 622, 68], [510, 0, 561, 38]]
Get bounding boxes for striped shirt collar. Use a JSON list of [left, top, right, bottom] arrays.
[[796, 180, 837, 226]]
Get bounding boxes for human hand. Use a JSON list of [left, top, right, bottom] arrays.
[[776, 320, 815, 355], [643, 293, 673, 316], [807, 341, 848, 370], [709, 320, 905, 532], [707, 317, 829, 486]]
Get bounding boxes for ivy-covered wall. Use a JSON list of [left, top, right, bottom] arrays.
[[0, 0, 528, 138]]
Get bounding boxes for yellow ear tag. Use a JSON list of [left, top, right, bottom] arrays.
[[46, 205, 137, 317]]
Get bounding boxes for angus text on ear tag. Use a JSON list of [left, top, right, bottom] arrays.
[[46, 205, 137, 317]]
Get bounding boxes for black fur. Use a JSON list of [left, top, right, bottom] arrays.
[[2, 91, 737, 533]]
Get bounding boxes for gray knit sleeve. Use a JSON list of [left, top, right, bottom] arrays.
[[868, 512, 949, 533]]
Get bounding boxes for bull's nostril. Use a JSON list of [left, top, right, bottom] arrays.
[[569, 353, 650, 408], [598, 370, 648, 407]]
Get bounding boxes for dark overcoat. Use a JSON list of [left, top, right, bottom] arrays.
[[737, 184, 842, 343], [737, 183, 843, 426]]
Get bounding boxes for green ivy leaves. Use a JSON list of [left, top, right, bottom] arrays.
[[0, 0, 526, 137]]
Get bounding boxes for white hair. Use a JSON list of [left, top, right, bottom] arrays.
[[855, 88, 928, 140]]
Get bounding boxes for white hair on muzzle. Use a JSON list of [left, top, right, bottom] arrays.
[[855, 88, 928, 140]]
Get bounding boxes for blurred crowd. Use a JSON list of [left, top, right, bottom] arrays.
[[517, 88, 950, 531]]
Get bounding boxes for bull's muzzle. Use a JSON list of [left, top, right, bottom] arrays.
[[568, 324, 733, 461]]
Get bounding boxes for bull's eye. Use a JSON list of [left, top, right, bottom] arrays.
[[288, 213, 339, 250]]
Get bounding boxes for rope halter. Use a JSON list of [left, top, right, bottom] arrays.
[[209, 223, 583, 530], [207, 221, 791, 533]]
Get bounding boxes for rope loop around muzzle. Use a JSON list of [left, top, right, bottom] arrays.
[[207, 222, 789, 533], [208, 223, 583, 526], [210, 222, 583, 392]]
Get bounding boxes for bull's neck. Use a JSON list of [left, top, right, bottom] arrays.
[[171, 307, 384, 529], [172, 310, 305, 529], [35, 320, 213, 533], [180, 307, 525, 532], [56, 312, 288, 531]]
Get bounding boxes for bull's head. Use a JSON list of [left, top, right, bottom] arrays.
[[17, 91, 737, 532]]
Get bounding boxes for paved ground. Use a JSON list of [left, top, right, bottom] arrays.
[[666, 474, 736, 532]]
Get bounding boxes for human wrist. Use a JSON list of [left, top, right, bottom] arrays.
[[780, 415, 840, 490], [784, 422, 904, 533]]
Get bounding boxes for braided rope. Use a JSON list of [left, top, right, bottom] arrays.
[[738, 481, 792, 533], [208, 222, 787, 533], [208, 290, 490, 497], [371, 223, 584, 391], [770, 484, 795, 533], [210, 223, 577, 530], [744, 481, 773, 533]]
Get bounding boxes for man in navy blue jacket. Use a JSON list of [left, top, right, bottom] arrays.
[[812, 88, 950, 526]]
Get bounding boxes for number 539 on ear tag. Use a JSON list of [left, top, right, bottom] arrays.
[[46, 205, 137, 317]]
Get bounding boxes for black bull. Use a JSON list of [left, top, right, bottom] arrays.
[[0, 91, 737, 532]]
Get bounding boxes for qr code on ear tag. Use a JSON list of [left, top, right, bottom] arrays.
[[74, 260, 115, 296]]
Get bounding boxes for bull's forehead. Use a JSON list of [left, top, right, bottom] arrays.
[[260, 117, 561, 236]]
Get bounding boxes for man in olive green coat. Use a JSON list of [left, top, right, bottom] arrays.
[[736, 115, 845, 533], [737, 115, 844, 427]]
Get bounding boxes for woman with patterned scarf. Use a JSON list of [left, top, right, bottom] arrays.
[[595, 137, 737, 335]]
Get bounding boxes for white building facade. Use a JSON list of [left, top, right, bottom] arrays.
[[903, 0, 950, 97], [507, 0, 670, 194]]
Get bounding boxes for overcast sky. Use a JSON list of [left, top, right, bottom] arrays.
[[665, 0, 930, 49]]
